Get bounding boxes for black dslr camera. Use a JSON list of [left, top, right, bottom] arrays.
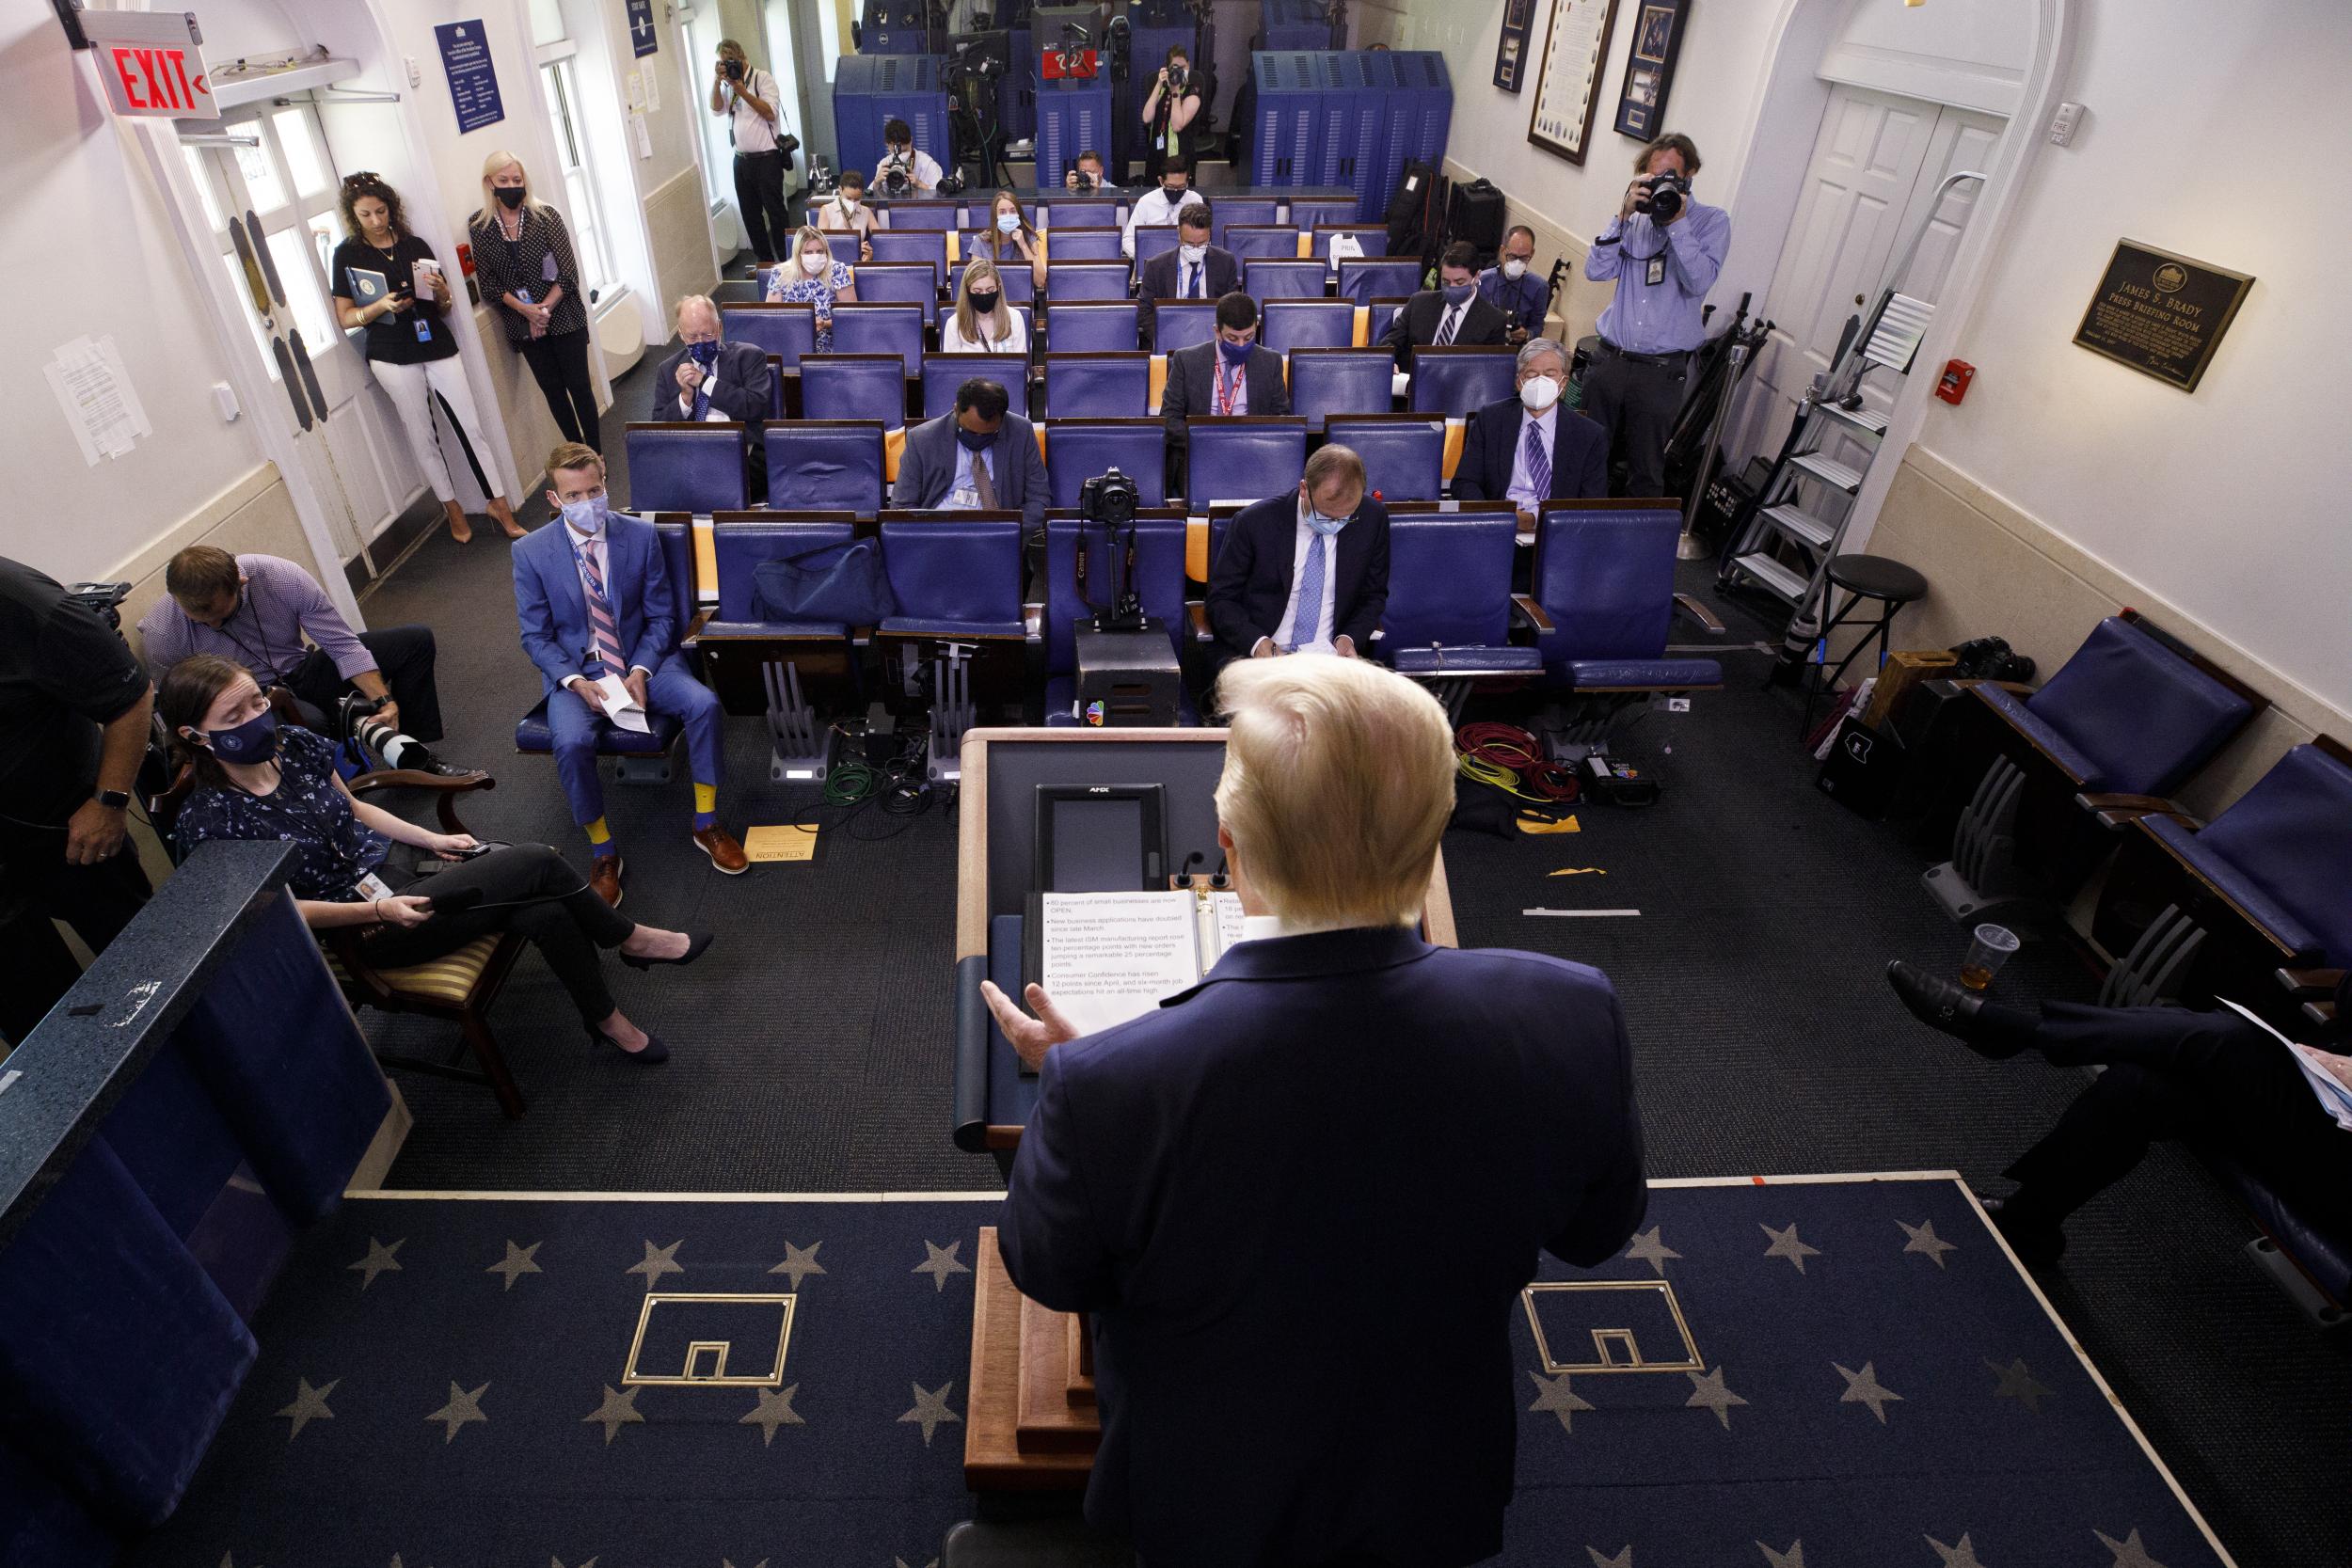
[[723, 56, 746, 81], [1077, 468, 1146, 632], [881, 158, 913, 197], [65, 580, 132, 631], [1948, 636, 2037, 684], [1066, 162, 1098, 194], [1635, 172, 1690, 222]]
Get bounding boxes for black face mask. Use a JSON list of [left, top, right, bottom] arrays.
[[967, 291, 1000, 312], [1163, 185, 1185, 203], [495, 187, 526, 210]]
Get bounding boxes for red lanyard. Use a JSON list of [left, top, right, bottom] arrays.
[[1216, 355, 1239, 414]]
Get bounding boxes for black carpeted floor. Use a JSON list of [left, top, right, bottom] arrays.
[[348, 333, 2349, 1566]]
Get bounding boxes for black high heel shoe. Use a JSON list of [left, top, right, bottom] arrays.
[[619, 931, 715, 971], [584, 1022, 669, 1064]]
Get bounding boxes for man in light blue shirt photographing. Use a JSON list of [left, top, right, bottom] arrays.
[[1581, 132, 1731, 499]]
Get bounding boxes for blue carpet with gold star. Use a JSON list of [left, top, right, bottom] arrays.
[[126, 1176, 2230, 1568]]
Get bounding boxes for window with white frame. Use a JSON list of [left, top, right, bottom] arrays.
[[187, 106, 346, 381], [539, 52, 618, 304]]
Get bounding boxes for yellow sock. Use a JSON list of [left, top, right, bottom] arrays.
[[693, 783, 718, 816], [585, 816, 612, 846]]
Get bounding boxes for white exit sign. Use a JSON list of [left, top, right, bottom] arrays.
[[83, 10, 219, 121]]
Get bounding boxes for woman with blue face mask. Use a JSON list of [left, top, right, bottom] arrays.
[[162, 655, 709, 1066], [971, 189, 1046, 291]]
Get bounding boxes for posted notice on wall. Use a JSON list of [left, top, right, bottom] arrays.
[[45, 336, 151, 465], [435, 21, 505, 134]]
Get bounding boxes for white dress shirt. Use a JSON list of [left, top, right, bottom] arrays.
[[725, 68, 785, 154], [1268, 499, 1342, 655], [1239, 911, 1400, 943], [1120, 186, 1208, 258], [1432, 298, 1470, 346], [947, 437, 990, 509], [937, 309, 1030, 355], [675, 359, 734, 420], [1504, 404, 1556, 511]]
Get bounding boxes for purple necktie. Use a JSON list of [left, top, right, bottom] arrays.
[[578, 545, 626, 673]]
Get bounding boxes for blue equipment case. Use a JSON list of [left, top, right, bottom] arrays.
[[833, 55, 954, 189]]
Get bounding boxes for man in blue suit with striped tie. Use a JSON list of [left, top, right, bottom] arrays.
[[514, 443, 745, 908]]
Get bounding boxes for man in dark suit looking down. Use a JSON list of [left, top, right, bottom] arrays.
[[1381, 240, 1509, 373], [1161, 292, 1289, 499], [982, 653, 1649, 1568], [1136, 203, 1239, 348]]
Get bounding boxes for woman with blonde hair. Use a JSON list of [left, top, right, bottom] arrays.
[[938, 255, 1028, 354], [468, 151, 600, 451], [968, 188, 1047, 291], [764, 224, 858, 350]]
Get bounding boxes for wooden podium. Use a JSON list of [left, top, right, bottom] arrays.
[[966, 1227, 1099, 1488]]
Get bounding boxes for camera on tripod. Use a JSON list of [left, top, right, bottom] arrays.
[[1076, 467, 1146, 633], [1635, 173, 1691, 222], [65, 581, 132, 631]]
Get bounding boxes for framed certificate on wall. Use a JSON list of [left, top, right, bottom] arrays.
[[1613, 0, 1689, 141], [1527, 0, 1622, 166], [1494, 0, 1539, 93]]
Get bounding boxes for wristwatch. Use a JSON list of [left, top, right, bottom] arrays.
[[94, 788, 131, 811]]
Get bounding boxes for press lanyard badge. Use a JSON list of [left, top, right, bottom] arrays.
[[1645, 254, 1667, 287], [356, 870, 395, 903], [414, 317, 434, 342]]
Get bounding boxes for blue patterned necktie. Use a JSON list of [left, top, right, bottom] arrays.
[[1187, 262, 1201, 297], [1523, 417, 1551, 499], [578, 544, 627, 674], [1292, 531, 1327, 651]]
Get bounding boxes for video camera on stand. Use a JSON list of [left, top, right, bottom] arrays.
[[1076, 468, 1145, 633]]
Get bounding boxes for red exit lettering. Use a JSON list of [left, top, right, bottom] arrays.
[[110, 46, 203, 112]]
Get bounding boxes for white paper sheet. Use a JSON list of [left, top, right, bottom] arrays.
[[592, 673, 652, 733], [2218, 999, 2352, 1131], [1204, 890, 1247, 965], [1038, 892, 1204, 1037], [641, 63, 660, 112], [44, 335, 151, 465]]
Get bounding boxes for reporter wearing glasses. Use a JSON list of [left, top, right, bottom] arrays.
[[162, 655, 708, 1065], [329, 173, 523, 544], [469, 151, 600, 453]]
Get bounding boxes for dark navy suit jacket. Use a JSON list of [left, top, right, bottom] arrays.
[[1452, 396, 1610, 506], [1000, 925, 1647, 1567], [1204, 492, 1388, 658]]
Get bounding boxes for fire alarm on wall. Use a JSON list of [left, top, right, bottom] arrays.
[[1935, 359, 1976, 404]]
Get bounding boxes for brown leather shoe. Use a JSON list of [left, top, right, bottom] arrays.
[[691, 826, 750, 874], [588, 854, 624, 909]]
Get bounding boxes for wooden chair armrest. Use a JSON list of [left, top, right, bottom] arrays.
[[682, 609, 711, 645], [1188, 602, 1213, 641], [324, 927, 398, 1007], [1673, 592, 1725, 634], [2077, 790, 2201, 831], [1509, 594, 1554, 633], [349, 768, 495, 834], [2277, 967, 2347, 998]]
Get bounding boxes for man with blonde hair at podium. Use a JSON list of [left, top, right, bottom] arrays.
[[984, 657, 1648, 1567]]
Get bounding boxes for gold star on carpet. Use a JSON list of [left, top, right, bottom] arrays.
[[1623, 1226, 1681, 1275], [1526, 1370, 1594, 1433], [275, 1376, 338, 1441], [898, 1381, 962, 1444], [740, 1385, 805, 1445], [424, 1380, 490, 1442], [1835, 1360, 1904, 1423], [348, 1237, 405, 1291], [1760, 1221, 1822, 1274], [912, 1240, 971, 1292], [628, 1239, 685, 1285], [1685, 1365, 1749, 1429], [1985, 1355, 2053, 1414], [487, 1240, 544, 1291], [1899, 1219, 1959, 1269], [581, 1385, 644, 1445], [1588, 1548, 1633, 1568], [1756, 1543, 1806, 1568], [769, 1240, 827, 1289], [1927, 1533, 1989, 1568], [2093, 1528, 2170, 1568]]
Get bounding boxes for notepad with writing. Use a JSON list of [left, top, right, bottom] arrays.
[[1023, 888, 1248, 1039]]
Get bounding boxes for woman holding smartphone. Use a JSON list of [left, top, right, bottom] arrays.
[[330, 172, 522, 544]]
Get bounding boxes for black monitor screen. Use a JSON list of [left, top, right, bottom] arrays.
[[1034, 784, 1165, 892]]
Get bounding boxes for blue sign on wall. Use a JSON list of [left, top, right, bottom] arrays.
[[628, 0, 659, 58], [434, 20, 504, 134]]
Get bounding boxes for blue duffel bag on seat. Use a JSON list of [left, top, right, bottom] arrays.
[[753, 539, 896, 626]]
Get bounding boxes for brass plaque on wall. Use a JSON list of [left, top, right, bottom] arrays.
[[2073, 240, 2254, 392]]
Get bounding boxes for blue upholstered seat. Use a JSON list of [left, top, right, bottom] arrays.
[[1408, 348, 1518, 419], [1047, 301, 1140, 352], [1152, 301, 1217, 355], [706, 519, 862, 640], [1311, 227, 1390, 259], [2141, 743, 2352, 965], [1042, 227, 1123, 262], [1132, 226, 1183, 266], [866, 229, 947, 288], [1210, 200, 1276, 248], [1261, 299, 1357, 352], [1044, 421, 1168, 509], [1380, 514, 1537, 674], [878, 519, 1025, 638], [924, 354, 1029, 420], [828, 303, 925, 375], [625, 425, 745, 514], [1323, 417, 1443, 502], [1290, 349, 1395, 430], [1287, 198, 1359, 229], [878, 200, 959, 230], [2206, 1154, 2352, 1305], [1046, 262, 1134, 302], [1339, 259, 1424, 306], [1185, 419, 1307, 506], [763, 421, 887, 515], [1533, 506, 1724, 690], [1040, 515, 1190, 724], [799, 355, 909, 429], [1043, 202, 1120, 229], [723, 304, 816, 368], [1365, 297, 1410, 344], [1044, 354, 1150, 418], [1245, 259, 1329, 300], [1225, 227, 1302, 261], [850, 261, 941, 325], [1992, 617, 2256, 795], [954, 258, 1035, 306]]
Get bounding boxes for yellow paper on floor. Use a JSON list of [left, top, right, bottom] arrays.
[[742, 825, 818, 863], [1547, 866, 1606, 876], [1518, 813, 1581, 834]]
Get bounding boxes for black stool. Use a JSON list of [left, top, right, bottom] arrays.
[[1802, 553, 1929, 735]]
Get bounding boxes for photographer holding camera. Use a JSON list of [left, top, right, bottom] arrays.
[[1581, 133, 1731, 499], [874, 117, 944, 197], [710, 40, 796, 272], [1061, 149, 1115, 196], [1141, 45, 1205, 182], [0, 556, 156, 1043]]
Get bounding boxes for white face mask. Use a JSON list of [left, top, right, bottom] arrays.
[[802, 250, 829, 276], [839, 194, 860, 211], [1519, 373, 1562, 413], [1502, 258, 1529, 281], [1179, 243, 1207, 265]]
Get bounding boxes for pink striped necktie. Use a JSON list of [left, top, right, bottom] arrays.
[[578, 543, 627, 674]]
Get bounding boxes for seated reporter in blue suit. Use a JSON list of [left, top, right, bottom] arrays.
[[985, 656, 1648, 1568], [891, 377, 1051, 548], [1451, 337, 1610, 529], [514, 442, 747, 910]]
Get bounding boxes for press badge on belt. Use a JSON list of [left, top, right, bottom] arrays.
[[1645, 255, 1666, 287]]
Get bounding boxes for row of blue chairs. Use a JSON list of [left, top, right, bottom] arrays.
[[849, 197, 1366, 236], [725, 297, 1426, 370], [752, 256, 1426, 314], [770, 225, 1395, 285]]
